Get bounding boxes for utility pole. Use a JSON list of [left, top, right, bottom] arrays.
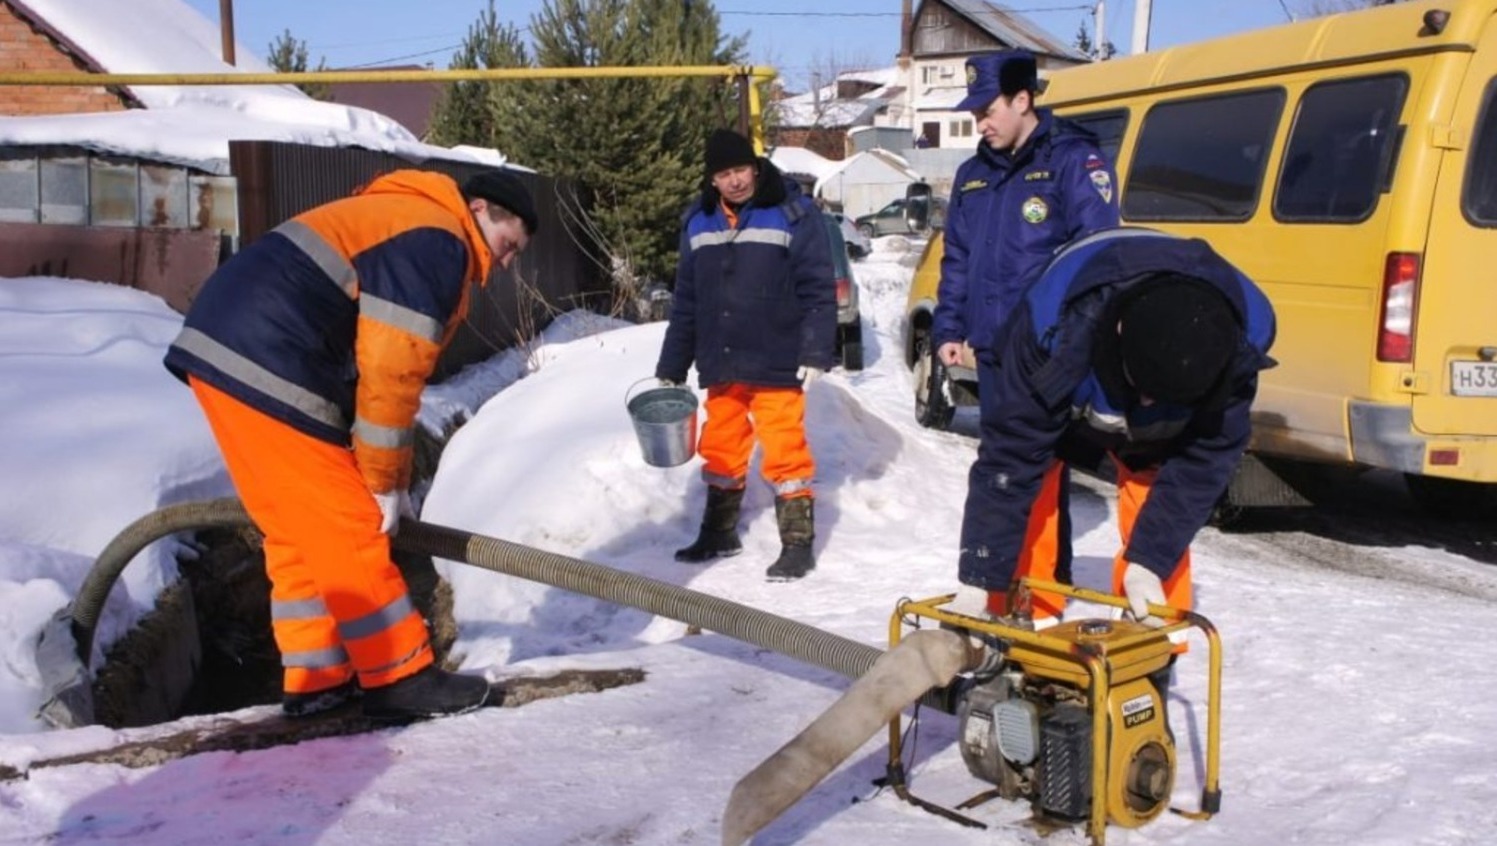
[[1093, 0, 1106, 60], [1132, 0, 1152, 54], [219, 0, 236, 65]]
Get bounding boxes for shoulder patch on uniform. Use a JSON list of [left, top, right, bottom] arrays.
[[1022, 196, 1049, 224], [960, 179, 989, 192], [1084, 154, 1106, 170], [1024, 170, 1053, 182], [1089, 170, 1113, 204]]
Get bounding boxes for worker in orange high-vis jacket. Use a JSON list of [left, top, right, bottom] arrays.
[[656, 129, 836, 582], [164, 168, 535, 721]]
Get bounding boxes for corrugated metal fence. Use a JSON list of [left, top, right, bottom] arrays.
[[229, 141, 611, 380]]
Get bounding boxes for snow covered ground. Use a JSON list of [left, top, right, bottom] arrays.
[[3, 237, 1497, 844]]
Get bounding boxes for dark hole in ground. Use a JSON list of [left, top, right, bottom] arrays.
[[92, 525, 460, 728], [91, 421, 464, 728]]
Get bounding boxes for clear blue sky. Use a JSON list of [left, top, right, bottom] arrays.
[[184, 0, 1295, 88]]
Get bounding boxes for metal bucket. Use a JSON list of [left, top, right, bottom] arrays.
[[626, 379, 699, 468]]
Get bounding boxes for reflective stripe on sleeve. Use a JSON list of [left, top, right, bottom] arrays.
[[273, 220, 359, 298], [352, 417, 415, 449], [359, 294, 445, 344]]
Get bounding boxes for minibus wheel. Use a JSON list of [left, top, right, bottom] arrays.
[[913, 335, 954, 430]]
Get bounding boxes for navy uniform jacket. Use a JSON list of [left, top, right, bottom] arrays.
[[934, 109, 1120, 353], [656, 159, 836, 388], [959, 228, 1277, 590]]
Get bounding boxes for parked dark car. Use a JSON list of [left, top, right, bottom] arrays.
[[820, 213, 864, 371], [854, 196, 947, 238]]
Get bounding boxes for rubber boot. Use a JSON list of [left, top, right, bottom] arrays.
[[766, 496, 815, 581], [675, 486, 745, 563]]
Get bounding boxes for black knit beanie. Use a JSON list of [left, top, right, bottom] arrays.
[[1118, 276, 1241, 405], [461, 169, 539, 235], [704, 129, 758, 177]]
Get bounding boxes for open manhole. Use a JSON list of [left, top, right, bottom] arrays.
[[91, 524, 460, 729]]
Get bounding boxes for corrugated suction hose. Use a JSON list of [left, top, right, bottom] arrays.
[[48, 497, 901, 726]]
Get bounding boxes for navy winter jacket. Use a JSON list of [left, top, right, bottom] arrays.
[[655, 160, 836, 389], [959, 228, 1277, 590], [934, 109, 1119, 353]]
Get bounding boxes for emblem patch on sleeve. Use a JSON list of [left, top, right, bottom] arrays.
[[1090, 170, 1114, 204], [1022, 196, 1049, 223]]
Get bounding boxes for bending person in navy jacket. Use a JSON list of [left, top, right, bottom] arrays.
[[935, 50, 1120, 623], [656, 129, 836, 582], [955, 227, 1276, 642]]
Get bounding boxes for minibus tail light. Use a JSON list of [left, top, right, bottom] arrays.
[[1377, 252, 1420, 363], [835, 274, 852, 308]]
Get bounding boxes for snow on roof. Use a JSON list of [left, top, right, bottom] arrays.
[[2, 0, 505, 173], [767, 145, 837, 182], [772, 66, 900, 130], [812, 148, 921, 197]]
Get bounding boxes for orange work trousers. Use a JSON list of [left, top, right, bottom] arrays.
[[189, 377, 433, 694], [1007, 460, 1068, 620], [699, 383, 814, 498], [1109, 457, 1193, 652]]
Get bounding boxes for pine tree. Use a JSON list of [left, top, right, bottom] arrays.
[[426, 1, 529, 148], [265, 29, 330, 100], [497, 0, 748, 291]]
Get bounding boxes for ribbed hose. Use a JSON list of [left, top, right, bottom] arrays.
[[70, 498, 255, 664], [66, 497, 891, 692]]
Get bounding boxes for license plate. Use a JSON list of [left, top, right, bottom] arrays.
[[1450, 361, 1497, 396]]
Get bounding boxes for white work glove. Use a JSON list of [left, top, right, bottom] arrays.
[[373, 489, 415, 536], [948, 583, 993, 618], [796, 366, 824, 390], [658, 378, 679, 387], [1122, 562, 1167, 628]]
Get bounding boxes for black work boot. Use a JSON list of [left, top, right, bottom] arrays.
[[766, 495, 815, 581], [282, 678, 359, 718], [675, 486, 745, 563], [361, 665, 491, 721]]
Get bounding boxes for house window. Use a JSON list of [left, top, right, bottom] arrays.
[[0, 155, 38, 223], [948, 119, 973, 138]]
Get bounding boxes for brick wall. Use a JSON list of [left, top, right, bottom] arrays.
[[0, 3, 128, 115]]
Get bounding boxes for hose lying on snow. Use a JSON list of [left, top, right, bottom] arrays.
[[720, 628, 976, 846], [40, 497, 898, 728]]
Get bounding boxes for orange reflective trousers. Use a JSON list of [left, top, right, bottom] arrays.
[[698, 383, 814, 498], [1108, 457, 1194, 616], [1019, 458, 1193, 643], [190, 377, 434, 694]]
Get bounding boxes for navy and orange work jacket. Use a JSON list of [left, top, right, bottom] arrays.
[[165, 170, 493, 494]]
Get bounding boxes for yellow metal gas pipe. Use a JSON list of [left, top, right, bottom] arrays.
[[0, 65, 778, 143]]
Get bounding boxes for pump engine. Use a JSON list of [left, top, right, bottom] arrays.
[[955, 619, 1175, 828]]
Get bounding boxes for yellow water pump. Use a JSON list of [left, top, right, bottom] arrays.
[[887, 579, 1222, 845]]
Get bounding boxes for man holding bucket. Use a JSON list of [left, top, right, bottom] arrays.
[[655, 129, 836, 581]]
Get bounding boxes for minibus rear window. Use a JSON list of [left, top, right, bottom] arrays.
[[1275, 74, 1408, 223], [1465, 78, 1497, 226], [1123, 89, 1284, 222]]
